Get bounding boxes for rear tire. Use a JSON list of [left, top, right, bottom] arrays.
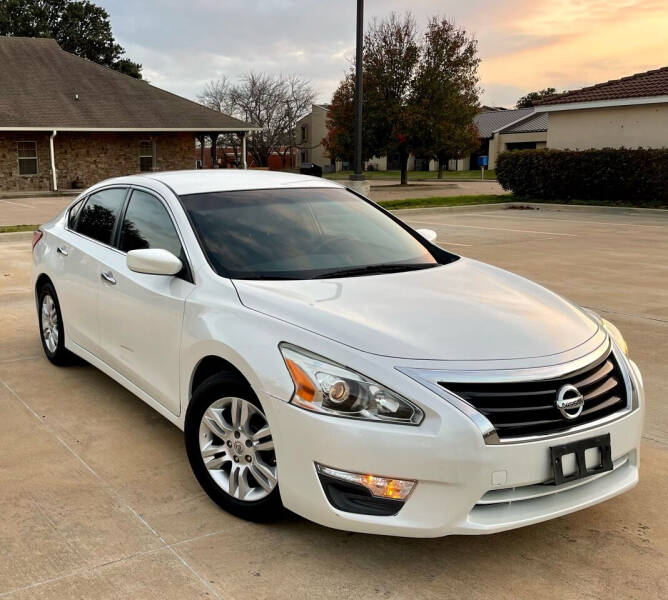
[[37, 282, 74, 366], [185, 372, 284, 522]]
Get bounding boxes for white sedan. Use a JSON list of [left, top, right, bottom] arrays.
[[32, 170, 644, 537]]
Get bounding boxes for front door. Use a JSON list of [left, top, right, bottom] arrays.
[[97, 189, 193, 415]]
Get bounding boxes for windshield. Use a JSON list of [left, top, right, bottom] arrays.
[[180, 187, 453, 280]]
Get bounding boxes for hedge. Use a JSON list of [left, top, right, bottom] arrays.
[[496, 148, 667, 207]]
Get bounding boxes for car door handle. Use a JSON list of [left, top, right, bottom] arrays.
[[101, 270, 117, 285], [56, 246, 68, 256]]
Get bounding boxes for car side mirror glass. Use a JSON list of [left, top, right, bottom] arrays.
[[127, 248, 182, 276], [416, 228, 437, 243]]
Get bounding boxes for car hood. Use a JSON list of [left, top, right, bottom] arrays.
[[233, 258, 599, 361]]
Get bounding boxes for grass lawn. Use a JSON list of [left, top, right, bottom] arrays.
[[379, 194, 511, 210], [0, 224, 39, 233], [325, 169, 495, 181]]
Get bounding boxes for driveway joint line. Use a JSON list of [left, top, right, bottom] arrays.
[[0, 378, 223, 600]]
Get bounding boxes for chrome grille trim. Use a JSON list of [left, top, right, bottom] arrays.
[[397, 338, 637, 445]]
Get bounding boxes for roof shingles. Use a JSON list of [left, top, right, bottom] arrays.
[[0, 37, 255, 130], [539, 66, 668, 105]]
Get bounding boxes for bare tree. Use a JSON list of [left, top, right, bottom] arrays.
[[199, 73, 315, 167], [198, 77, 234, 113], [280, 75, 316, 168]]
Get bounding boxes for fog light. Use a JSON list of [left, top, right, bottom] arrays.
[[315, 463, 416, 500]]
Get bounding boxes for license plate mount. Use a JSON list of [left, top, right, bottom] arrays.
[[549, 433, 613, 486]]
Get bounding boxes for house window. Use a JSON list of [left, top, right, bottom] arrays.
[[301, 151, 307, 164], [139, 141, 155, 172], [17, 141, 38, 175], [301, 125, 307, 142]]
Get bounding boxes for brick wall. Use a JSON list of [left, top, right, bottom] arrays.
[[0, 132, 52, 191], [0, 131, 195, 192]]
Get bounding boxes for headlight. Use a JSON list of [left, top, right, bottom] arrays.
[[601, 318, 629, 357], [582, 308, 629, 356], [279, 344, 423, 425]]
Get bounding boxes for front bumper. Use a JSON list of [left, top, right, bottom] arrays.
[[262, 359, 644, 537]]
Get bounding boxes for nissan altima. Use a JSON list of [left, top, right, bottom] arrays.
[[32, 170, 644, 537]]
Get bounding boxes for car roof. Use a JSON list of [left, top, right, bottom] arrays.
[[139, 169, 343, 196]]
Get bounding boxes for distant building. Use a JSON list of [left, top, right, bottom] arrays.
[[472, 108, 548, 170], [295, 104, 331, 170], [0, 37, 255, 192], [536, 66, 667, 150]]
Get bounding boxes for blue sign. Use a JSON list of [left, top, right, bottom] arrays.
[[477, 155, 489, 167]]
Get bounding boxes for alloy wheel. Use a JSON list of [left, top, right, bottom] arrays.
[[41, 294, 59, 354], [198, 396, 277, 502]]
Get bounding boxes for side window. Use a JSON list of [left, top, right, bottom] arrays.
[[67, 198, 85, 229], [139, 141, 155, 172], [119, 190, 182, 258], [17, 141, 38, 175], [75, 188, 127, 245]]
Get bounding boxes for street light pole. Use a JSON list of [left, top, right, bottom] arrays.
[[350, 0, 364, 183]]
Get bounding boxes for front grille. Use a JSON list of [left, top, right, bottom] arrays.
[[440, 351, 628, 439]]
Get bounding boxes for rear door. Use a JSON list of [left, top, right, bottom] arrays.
[[55, 187, 129, 354], [97, 188, 193, 415]]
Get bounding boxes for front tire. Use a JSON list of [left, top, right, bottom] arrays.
[[185, 373, 283, 522], [37, 282, 73, 366]]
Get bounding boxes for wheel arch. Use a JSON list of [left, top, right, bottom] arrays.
[[35, 272, 54, 294], [189, 355, 253, 401]]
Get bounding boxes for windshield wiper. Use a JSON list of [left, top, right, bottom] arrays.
[[313, 263, 437, 279]]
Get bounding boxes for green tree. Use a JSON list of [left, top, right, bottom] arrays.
[[364, 13, 419, 185], [322, 72, 360, 166], [325, 12, 480, 185], [410, 17, 480, 178], [516, 87, 556, 108], [0, 0, 142, 78]]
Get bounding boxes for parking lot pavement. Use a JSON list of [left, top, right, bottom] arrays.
[[0, 195, 76, 227], [0, 206, 667, 599]]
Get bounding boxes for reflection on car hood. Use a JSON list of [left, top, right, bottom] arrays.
[[233, 258, 599, 361]]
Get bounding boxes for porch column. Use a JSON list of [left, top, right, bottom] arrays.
[[197, 134, 205, 168], [240, 131, 247, 169], [210, 133, 219, 168], [49, 130, 58, 191]]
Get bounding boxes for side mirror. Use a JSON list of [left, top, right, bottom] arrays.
[[416, 228, 437, 243], [127, 248, 182, 276]]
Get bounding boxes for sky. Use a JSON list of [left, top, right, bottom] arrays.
[[97, 0, 668, 109]]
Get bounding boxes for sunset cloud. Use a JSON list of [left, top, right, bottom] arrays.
[[98, 0, 668, 108]]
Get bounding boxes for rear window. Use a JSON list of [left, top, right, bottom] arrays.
[[75, 188, 127, 245]]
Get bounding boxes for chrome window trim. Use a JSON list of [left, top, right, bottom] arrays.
[[397, 337, 638, 446], [64, 183, 196, 285], [123, 184, 196, 285], [64, 185, 130, 255]]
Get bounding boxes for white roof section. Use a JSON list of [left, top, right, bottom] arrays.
[[143, 170, 343, 196]]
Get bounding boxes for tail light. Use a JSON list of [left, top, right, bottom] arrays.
[[32, 229, 43, 250]]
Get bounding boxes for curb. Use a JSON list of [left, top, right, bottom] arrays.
[[0, 191, 79, 200], [389, 202, 668, 216]]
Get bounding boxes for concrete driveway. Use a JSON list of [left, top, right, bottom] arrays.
[[1, 205, 666, 599]]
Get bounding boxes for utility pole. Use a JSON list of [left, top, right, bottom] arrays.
[[348, 0, 369, 195]]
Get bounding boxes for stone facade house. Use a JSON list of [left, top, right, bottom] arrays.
[[0, 37, 256, 192]]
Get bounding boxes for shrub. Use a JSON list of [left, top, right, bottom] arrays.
[[496, 148, 667, 207]]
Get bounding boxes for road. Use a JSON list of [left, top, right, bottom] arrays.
[[0, 205, 666, 599]]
